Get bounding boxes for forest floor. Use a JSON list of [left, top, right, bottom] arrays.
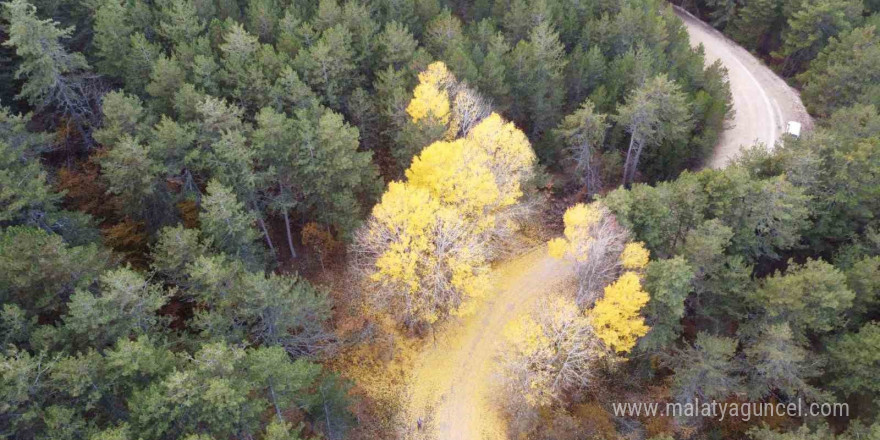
[[673, 6, 813, 168], [397, 8, 812, 440]]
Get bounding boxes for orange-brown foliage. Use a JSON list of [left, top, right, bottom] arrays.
[[177, 200, 200, 229], [102, 218, 148, 267], [56, 156, 119, 221]]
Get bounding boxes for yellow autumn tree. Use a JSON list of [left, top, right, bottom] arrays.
[[356, 63, 538, 331], [501, 296, 601, 408], [466, 113, 536, 207], [405, 113, 537, 238], [406, 81, 450, 125], [406, 139, 500, 231], [547, 203, 604, 262], [547, 203, 651, 352], [353, 181, 490, 329], [547, 202, 631, 306], [405, 61, 458, 138], [620, 242, 649, 270], [418, 60, 456, 90], [588, 271, 650, 354]]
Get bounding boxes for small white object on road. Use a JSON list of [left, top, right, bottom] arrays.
[[787, 121, 802, 138]]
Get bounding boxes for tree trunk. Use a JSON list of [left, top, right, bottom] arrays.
[[629, 141, 646, 186], [321, 385, 333, 440], [623, 132, 637, 187], [283, 210, 297, 259], [268, 380, 283, 421], [257, 216, 276, 256]]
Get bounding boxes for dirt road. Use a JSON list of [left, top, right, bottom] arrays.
[[673, 6, 812, 168], [402, 249, 574, 439], [399, 8, 813, 440]]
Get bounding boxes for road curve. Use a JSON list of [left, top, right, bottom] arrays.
[[398, 8, 815, 440], [673, 6, 813, 168]]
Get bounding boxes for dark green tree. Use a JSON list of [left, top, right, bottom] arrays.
[[639, 257, 695, 352], [553, 99, 609, 195], [800, 26, 880, 117], [616, 74, 692, 186], [752, 259, 854, 334], [508, 20, 567, 139], [0, 226, 109, 315], [668, 332, 743, 402]]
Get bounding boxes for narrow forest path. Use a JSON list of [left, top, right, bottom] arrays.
[[673, 6, 813, 168], [398, 7, 813, 440]]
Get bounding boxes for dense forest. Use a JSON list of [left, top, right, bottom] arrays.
[[0, 0, 877, 439]]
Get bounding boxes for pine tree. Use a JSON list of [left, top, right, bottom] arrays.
[[729, 0, 781, 52], [508, 20, 567, 138], [2, 0, 98, 143], [669, 332, 743, 402], [554, 99, 609, 195], [799, 26, 880, 117], [378, 21, 419, 70], [639, 257, 694, 352], [92, 0, 135, 77], [752, 258, 854, 334], [99, 136, 162, 218], [743, 323, 821, 400], [476, 32, 511, 112], [0, 108, 57, 225], [295, 24, 357, 109], [157, 0, 204, 46], [776, 0, 863, 75], [705, 0, 739, 29], [244, 0, 278, 42], [63, 267, 169, 348], [199, 179, 262, 267], [0, 226, 109, 315], [298, 109, 379, 235], [93, 91, 152, 147], [827, 321, 880, 399], [615, 74, 692, 186]]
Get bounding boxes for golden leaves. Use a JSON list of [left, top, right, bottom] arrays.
[[588, 271, 650, 354], [546, 203, 651, 354], [547, 202, 603, 262], [620, 242, 650, 270], [359, 62, 539, 329]]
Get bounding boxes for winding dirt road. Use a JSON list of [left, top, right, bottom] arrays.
[[673, 6, 812, 168], [399, 7, 812, 440]]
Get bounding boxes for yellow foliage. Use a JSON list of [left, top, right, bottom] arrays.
[[547, 203, 604, 262], [406, 61, 458, 140], [406, 81, 450, 125], [418, 61, 455, 89], [588, 271, 650, 354], [547, 238, 568, 259], [466, 113, 536, 206], [361, 62, 540, 331], [366, 181, 489, 325], [563, 203, 602, 236], [501, 296, 598, 407], [330, 323, 422, 433], [370, 182, 438, 294], [503, 314, 548, 356], [406, 139, 500, 230], [620, 242, 649, 270]]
